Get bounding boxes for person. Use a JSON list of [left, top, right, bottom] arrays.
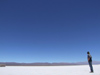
[[87, 51, 94, 73]]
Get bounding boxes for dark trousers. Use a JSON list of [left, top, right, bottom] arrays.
[[88, 61, 93, 72]]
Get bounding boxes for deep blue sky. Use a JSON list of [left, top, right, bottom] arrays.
[[0, 0, 100, 63]]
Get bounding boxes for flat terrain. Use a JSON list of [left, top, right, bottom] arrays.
[[0, 65, 100, 75]]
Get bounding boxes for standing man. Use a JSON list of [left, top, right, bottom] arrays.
[[87, 51, 94, 73]]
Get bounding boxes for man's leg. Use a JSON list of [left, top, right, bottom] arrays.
[[89, 61, 93, 72]]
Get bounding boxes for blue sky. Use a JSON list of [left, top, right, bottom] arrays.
[[0, 0, 100, 63]]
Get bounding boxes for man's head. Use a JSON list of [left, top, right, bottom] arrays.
[[87, 51, 90, 54]]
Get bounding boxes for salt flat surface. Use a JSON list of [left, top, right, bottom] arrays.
[[0, 65, 100, 75]]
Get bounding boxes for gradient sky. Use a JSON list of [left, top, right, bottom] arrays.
[[0, 0, 100, 63]]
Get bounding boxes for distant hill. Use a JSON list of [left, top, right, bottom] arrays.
[[0, 62, 77, 66], [75, 61, 100, 65], [0, 61, 100, 66]]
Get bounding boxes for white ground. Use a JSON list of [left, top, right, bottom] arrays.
[[0, 65, 100, 75]]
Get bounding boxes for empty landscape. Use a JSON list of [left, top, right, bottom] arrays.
[[1, 1, 100, 75], [0, 65, 100, 75]]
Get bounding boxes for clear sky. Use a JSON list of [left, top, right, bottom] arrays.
[[0, 0, 100, 63]]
